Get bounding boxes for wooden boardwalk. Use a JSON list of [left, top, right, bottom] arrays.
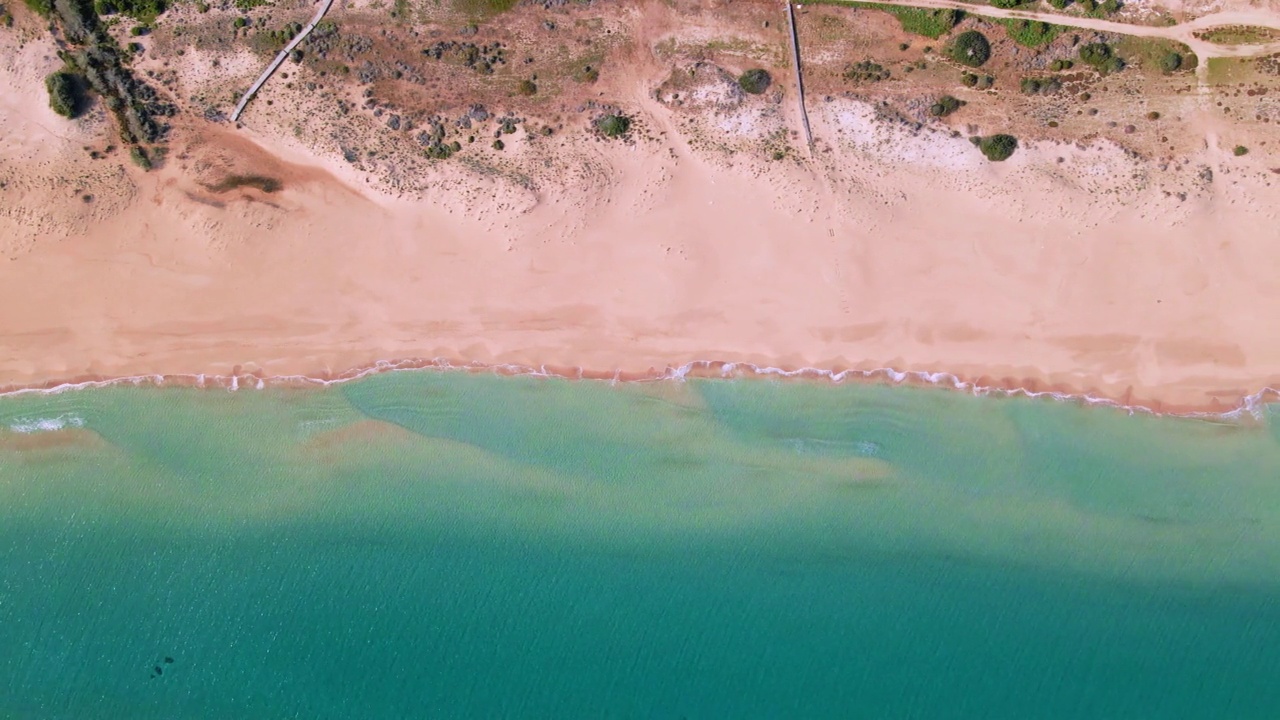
[[231, 0, 337, 123], [784, 1, 814, 154]]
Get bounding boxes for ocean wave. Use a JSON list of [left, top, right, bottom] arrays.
[[0, 358, 1275, 422]]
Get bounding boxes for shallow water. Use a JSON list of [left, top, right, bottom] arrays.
[[1, 373, 1278, 718]]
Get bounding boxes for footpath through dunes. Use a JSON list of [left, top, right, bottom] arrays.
[[813, 1, 1280, 60], [230, 0, 337, 122]]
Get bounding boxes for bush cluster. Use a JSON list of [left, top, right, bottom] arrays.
[[929, 95, 963, 117], [845, 60, 890, 83], [974, 134, 1018, 161], [881, 6, 962, 39], [595, 113, 631, 139], [960, 72, 994, 89], [738, 68, 772, 95], [1078, 42, 1125, 74], [45, 70, 85, 117], [1020, 76, 1062, 95], [948, 31, 991, 68], [1159, 52, 1182, 72], [998, 19, 1063, 48]]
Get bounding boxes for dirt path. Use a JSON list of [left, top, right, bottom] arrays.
[[811, 1, 1280, 61]]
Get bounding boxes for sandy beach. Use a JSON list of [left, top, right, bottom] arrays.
[[3, 0, 1280, 415]]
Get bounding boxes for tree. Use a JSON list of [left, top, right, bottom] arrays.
[[978, 134, 1018, 161], [45, 71, 83, 118], [1159, 52, 1182, 72], [738, 68, 772, 95], [948, 31, 991, 68]]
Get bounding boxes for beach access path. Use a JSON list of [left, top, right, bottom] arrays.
[[804, 1, 1280, 62], [785, 1, 815, 154], [231, 0, 336, 122]]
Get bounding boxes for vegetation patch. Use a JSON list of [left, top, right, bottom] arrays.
[[738, 68, 772, 95], [1113, 37, 1195, 74], [996, 19, 1064, 48], [453, 0, 517, 19], [36, 0, 174, 169], [948, 31, 991, 68], [594, 113, 632, 139], [45, 70, 87, 118], [93, 0, 165, 22], [929, 95, 963, 117], [1019, 76, 1062, 95], [1234, 145, 1249, 156], [423, 40, 508, 76], [961, 72, 994, 89], [974, 134, 1018, 161], [1194, 26, 1280, 45], [1078, 42, 1125, 74], [832, 2, 962, 39], [845, 60, 890, 83], [205, 175, 282, 193]]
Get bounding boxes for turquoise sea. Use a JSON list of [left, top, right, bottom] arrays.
[[1, 372, 1279, 718]]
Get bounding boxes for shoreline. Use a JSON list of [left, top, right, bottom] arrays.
[[2, 357, 1276, 422]]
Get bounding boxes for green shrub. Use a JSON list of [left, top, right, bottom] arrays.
[[1047, 0, 1069, 8], [977, 134, 1018, 161], [738, 68, 772, 95], [492, 139, 504, 150], [948, 30, 991, 68], [1078, 42, 1124, 73], [1049, 59, 1073, 71], [1234, 145, 1248, 156], [1020, 76, 1061, 94], [110, 0, 166, 22], [45, 71, 83, 118], [998, 19, 1063, 48], [1100, 0, 1120, 12], [425, 143, 455, 159], [233, 16, 247, 28], [990, 0, 1022, 8], [961, 72, 978, 87], [1159, 51, 1182, 72], [22, 0, 53, 16], [929, 95, 963, 117], [845, 60, 890, 83], [130, 145, 152, 169], [595, 113, 631, 138], [881, 6, 961, 39]]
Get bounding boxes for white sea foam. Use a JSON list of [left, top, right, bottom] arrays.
[[0, 358, 1274, 422], [9, 414, 86, 434]]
